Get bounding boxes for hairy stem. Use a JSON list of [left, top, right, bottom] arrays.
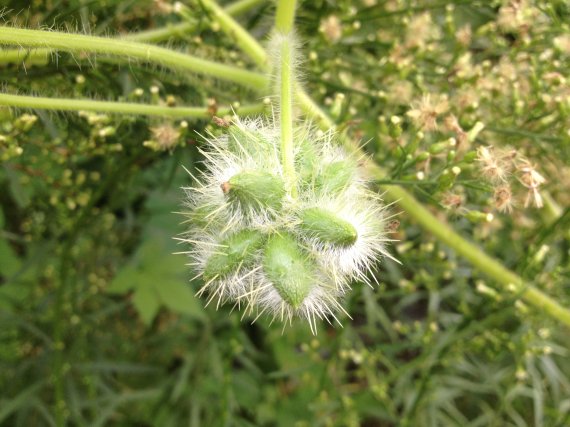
[[273, 0, 298, 198], [0, 93, 263, 118], [0, 26, 266, 90], [278, 35, 297, 198], [0, 0, 264, 66]]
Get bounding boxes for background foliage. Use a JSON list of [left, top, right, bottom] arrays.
[[1, 0, 569, 426]]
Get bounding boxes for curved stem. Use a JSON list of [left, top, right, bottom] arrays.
[[0, 92, 264, 118], [0, 0, 264, 66], [296, 89, 336, 131], [192, 0, 267, 66], [0, 26, 266, 90]]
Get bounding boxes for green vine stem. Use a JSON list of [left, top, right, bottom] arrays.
[[278, 36, 296, 198], [0, 26, 266, 90], [0, 0, 264, 66], [194, 0, 570, 328], [186, 0, 267, 66], [0, 47, 50, 65], [275, 0, 298, 33], [0, 93, 264, 118], [273, 0, 298, 197]]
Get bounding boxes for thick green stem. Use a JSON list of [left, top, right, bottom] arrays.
[[278, 36, 297, 198], [0, 47, 50, 65], [0, 27, 266, 90], [275, 0, 298, 33], [0, 0, 264, 66], [0, 93, 264, 118], [296, 89, 336, 131], [274, 0, 298, 198]]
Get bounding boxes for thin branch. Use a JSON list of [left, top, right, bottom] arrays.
[[0, 92, 264, 118], [0, 26, 266, 90]]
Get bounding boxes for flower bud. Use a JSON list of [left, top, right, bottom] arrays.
[[183, 117, 394, 330], [223, 171, 285, 212], [203, 229, 265, 281], [314, 160, 356, 195], [298, 207, 358, 247], [263, 233, 315, 309], [228, 124, 273, 158]]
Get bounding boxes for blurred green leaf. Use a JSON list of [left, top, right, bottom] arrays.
[[106, 265, 140, 294], [0, 238, 21, 278], [0, 282, 30, 310], [0, 208, 21, 278], [132, 284, 160, 326], [154, 277, 204, 320], [107, 222, 204, 322]]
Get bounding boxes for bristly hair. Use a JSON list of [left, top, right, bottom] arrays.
[[266, 31, 305, 118], [180, 115, 396, 334]]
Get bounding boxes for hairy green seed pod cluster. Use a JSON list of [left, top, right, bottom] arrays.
[[182, 118, 392, 332]]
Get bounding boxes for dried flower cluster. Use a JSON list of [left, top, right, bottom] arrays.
[[406, 94, 449, 132], [181, 118, 392, 332], [476, 146, 547, 211]]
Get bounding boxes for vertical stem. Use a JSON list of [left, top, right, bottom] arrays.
[[275, 0, 298, 33], [274, 0, 298, 199], [279, 36, 296, 198]]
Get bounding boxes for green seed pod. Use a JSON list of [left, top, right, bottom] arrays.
[[263, 233, 315, 309], [314, 160, 356, 195], [437, 169, 456, 192], [466, 210, 494, 223], [298, 207, 358, 247], [223, 171, 285, 211], [416, 152, 431, 163], [467, 122, 485, 142], [389, 115, 403, 138], [203, 229, 265, 281], [462, 151, 478, 163], [227, 125, 273, 158], [295, 138, 319, 185], [429, 139, 451, 155]]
